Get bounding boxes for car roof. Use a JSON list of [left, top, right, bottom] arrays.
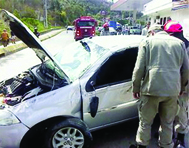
[[109, 27, 115, 29], [84, 35, 145, 52], [67, 26, 74, 28]]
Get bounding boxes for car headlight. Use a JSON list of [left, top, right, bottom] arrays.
[[0, 110, 20, 126]]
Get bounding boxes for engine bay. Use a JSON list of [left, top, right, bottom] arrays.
[[0, 65, 68, 106]]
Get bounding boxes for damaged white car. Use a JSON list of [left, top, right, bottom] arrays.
[[0, 10, 145, 148]]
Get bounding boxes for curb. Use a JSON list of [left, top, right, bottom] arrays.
[[0, 29, 63, 58], [0, 42, 27, 57]]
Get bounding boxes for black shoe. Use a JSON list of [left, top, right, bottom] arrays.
[[138, 145, 147, 148], [129, 144, 137, 148], [174, 133, 185, 148], [129, 144, 147, 148]]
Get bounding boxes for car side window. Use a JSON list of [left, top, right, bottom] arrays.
[[86, 47, 138, 92]]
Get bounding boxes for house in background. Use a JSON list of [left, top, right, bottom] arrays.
[[143, 0, 189, 39], [111, 0, 152, 25], [111, 0, 189, 39]]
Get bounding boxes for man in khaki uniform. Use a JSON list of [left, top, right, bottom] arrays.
[[131, 24, 189, 148]]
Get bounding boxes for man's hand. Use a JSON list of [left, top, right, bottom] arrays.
[[179, 91, 184, 96], [133, 92, 140, 99]]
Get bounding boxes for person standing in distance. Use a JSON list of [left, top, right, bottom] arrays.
[[101, 22, 110, 36], [164, 20, 189, 148], [1, 29, 9, 47], [141, 22, 151, 36], [33, 27, 40, 38], [10, 30, 16, 44], [130, 24, 189, 148]]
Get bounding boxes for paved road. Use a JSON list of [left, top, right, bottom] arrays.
[[0, 30, 74, 81], [90, 116, 189, 148], [91, 116, 159, 148]]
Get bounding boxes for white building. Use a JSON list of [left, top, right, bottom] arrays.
[[111, 0, 189, 39], [111, 0, 152, 24], [143, 0, 189, 39]]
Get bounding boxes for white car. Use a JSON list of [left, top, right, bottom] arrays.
[[129, 26, 141, 35], [109, 27, 117, 35], [66, 25, 74, 31], [0, 10, 145, 148]]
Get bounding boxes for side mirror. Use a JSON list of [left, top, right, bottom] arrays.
[[90, 81, 95, 87], [90, 96, 99, 118]]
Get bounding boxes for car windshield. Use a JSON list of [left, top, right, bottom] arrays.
[[46, 40, 108, 82]]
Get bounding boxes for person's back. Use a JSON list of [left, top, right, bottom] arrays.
[[172, 32, 189, 49], [140, 32, 187, 96]]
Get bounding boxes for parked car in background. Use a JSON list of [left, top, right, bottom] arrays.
[[0, 10, 145, 148], [109, 26, 117, 35], [129, 26, 141, 35], [66, 25, 74, 31]]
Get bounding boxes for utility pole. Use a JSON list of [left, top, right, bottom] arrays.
[[44, 0, 48, 28]]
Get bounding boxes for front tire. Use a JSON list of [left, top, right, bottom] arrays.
[[44, 118, 92, 148]]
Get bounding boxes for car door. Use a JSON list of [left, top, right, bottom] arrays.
[[83, 47, 139, 130]]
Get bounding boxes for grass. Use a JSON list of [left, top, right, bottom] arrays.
[[0, 19, 63, 38], [0, 20, 11, 36]]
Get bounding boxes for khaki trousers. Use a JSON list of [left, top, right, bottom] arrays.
[[136, 95, 178, 148], [175, 92, 189, 134]]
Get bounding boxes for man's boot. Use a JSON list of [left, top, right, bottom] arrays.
[[175, 133, 185, 148], [138, 145, 147, 148]]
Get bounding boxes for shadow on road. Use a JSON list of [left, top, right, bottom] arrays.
[[90, 116, 161, 148]]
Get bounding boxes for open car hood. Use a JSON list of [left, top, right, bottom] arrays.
[[0, 9, 70, 83]]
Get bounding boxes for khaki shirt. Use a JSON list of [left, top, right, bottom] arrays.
[[132, 31, 189, 96]]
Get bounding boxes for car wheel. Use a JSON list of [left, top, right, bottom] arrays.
[[44, 118, 92, 148]]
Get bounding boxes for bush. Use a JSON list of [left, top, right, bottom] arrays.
[[96, 30, 100, 36], [21, 6, 37, 18], [20, 18, 48, 32]]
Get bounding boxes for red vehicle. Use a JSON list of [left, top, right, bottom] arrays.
[[73, 16, 97, 41]]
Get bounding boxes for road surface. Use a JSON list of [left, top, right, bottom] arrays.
[[0, 30, 74, 81]]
